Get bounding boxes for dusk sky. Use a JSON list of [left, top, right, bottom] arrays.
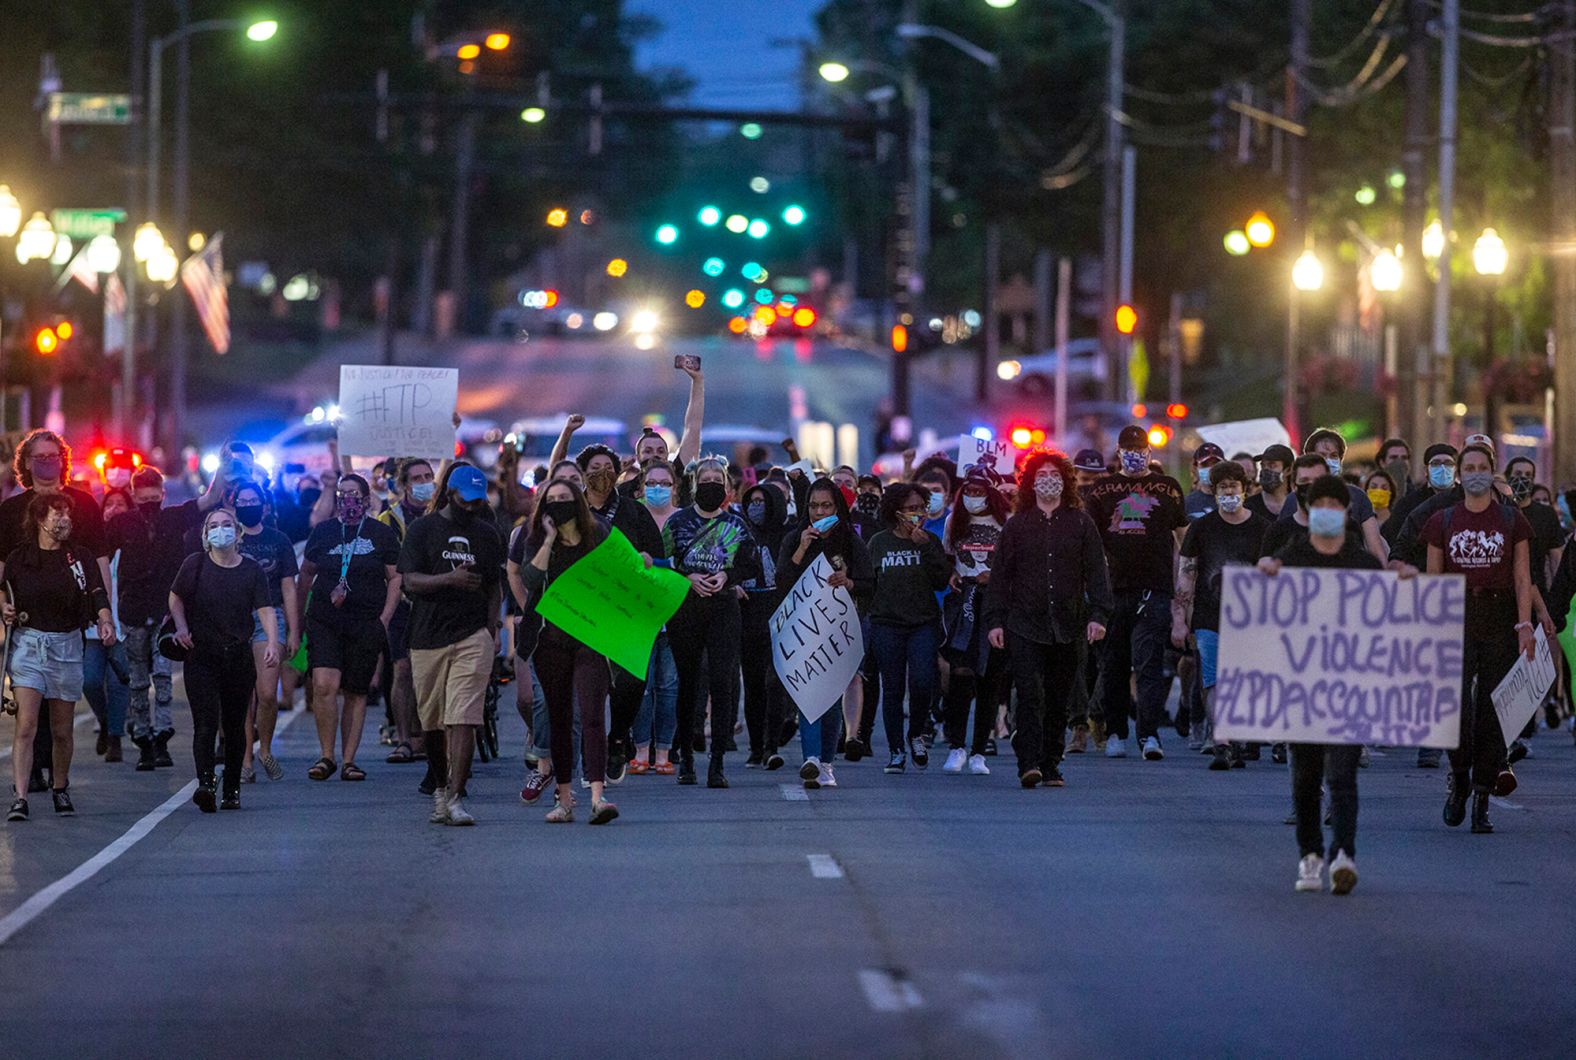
[[627, 0, 823, 111]]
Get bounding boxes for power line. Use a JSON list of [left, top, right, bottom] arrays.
[[1309, 0, 1400, 68]]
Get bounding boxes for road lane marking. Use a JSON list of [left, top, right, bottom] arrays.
[[1491, 796, 1524, 811], [779, 784, 808, 801], [858, 969, 923, 1012], [806, 853, 843, 878]]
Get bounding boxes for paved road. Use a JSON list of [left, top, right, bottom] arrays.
[[3, 689, 1574, 1057]]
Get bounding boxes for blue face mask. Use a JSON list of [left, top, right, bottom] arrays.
[[1308, 507, 1345, 538], [926, 491, 945, 516], [1428, 464, 1455, 490], [644, 485, 672, 507], [812, 514, 840, 534], [1119, 449, 1149, 474], [1324, 457, 1343, 476], [409, 481, 436, 504], [1197, 465, 1212, 486]]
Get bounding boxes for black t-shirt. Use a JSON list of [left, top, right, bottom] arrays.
[[108, 500, 203, 626], [0, 486, 107, 562], [302, 517, 401, 622], [1083, 471, 1189, 593], [237, 526, 299, 609], [1180, 510, 1268, 631], [397, 510, 505, 651], [1, 543, 110, 632], [1521, 501, 1565, 593], [1245, 492, 1288, 521], [171, 553, 270, 649], [1274, 537, 1384, 572]]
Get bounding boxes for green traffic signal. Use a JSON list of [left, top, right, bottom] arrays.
[[703, 257, 726, 277], [722, 288, 746, 309], [697, 206, 721, 226], [782, 204, 806, 226], [655, 224, 679, 245]]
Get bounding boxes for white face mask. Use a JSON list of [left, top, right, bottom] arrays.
[[1216, 493, 1243, 514], [962, 495, 989, 515], [206, 525, 237, 550], [1033, 472, 1064, 499], [926, 491, 945, 516]]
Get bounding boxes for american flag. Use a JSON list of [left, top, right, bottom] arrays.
[[103, 272, 127, 355], [181, 232, 229, 355]]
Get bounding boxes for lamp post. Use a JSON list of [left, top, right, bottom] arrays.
[[1287, 247, 1324, 442], [1473, 227, 1508, 441]]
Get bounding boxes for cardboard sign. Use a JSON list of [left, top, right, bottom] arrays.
[[1194, 418, 1290, 461], [957, 434, 1011, 479], [336, 365, 458, 460], [1492, 626, 1556, 746], [770, 554, 864, 722], [1214, 565, 1465, 748], [534, 529, 691, 679]]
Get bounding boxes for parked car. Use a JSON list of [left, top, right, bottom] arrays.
[[1000, 338, 1109, 396]]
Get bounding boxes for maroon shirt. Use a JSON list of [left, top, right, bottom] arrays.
[[1422, 501, 1531, 593]]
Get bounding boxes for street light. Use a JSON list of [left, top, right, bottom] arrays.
[[1422, 220, 1446, 262], [0, 185, 20, 238], [1292, 249, 1324, 291], [86, 233, 122, 275], [1474, 228, 1508, 436], [1473, 228, 1508, 276], [1245, 211, 1276, 248], [1371, 249, 1403, 293], [246, 19, 279, 42], [14, 212, 56, 264], [133, 221, 164, 263], [818, 62, 851, 84]]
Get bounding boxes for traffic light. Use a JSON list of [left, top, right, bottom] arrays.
[[791, 307, 816, 328], [1009, 425, 1046, 448], [55, 321, 74, 340], [891, 324, 908, 353], [697, 206, 721, 227], [1115, 304, 1138, 335], [1245, 211, 1275, 248], [34, 327, 58, 355], [655, 224, 679, 245], [684, 290, 705, 308], [1147, 425, 1172, 447], [1165, 402, 1188, 419], [703, 257, 726, 277], [782, 204, 806, 226], [1131, 403, 1147, 418], [722, 288, 745, 309]]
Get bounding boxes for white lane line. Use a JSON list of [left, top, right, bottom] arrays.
[[0, 779, 197, 948], [806, 853, 844, 879], [1491, 796, 1524, 811], [858, 969, 924, 1012], [0, 711, 95, 762], [779, 783, 809, 802]]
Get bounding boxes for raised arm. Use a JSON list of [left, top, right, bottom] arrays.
[[548, 414, 584, 470], [676, 364, 705, 466]]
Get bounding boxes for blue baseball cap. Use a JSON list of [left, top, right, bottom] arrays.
[[448, 464, 488, 502]]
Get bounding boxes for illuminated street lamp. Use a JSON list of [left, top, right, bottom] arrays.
[[1245, 211, 1276, 248], [1371, 249, 1402, 293], [246, 19, 278, 42], [1422, 220, 1445, 263], [15, 212, 56, 263], [0, 185, 20, 238], [1291, 249, 1324, 292], [1473, 228, 1508, 276], [133, 221, 164, 263], [145, 242, 179, 284], [818, 62, 851, 84], [86, 233, 122, 274]]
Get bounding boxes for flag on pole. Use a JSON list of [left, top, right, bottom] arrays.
[[62, 245, 99, 294], [103, 272, 127, 356], [181, 231, 229, 355]]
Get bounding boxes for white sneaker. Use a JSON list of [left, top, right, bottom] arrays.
[[967, 754, 991, 775], [1329, 850, 1358, 895], [445, 796, 476, 826], [1106, 736, 1128, 758], [943, 748, 967, 774], [1295, 853, 1325, 892], [817, 763, 837, 788], [429, 788, 450, 824], [1141, 736, 1164, 761], [799, 756, 821, 782]]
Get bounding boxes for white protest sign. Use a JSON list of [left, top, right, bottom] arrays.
[[770, 553, 864, 722], [336, 365, 458, 460], [957, 433, 1011, 479], [1214, 565, 1465, 747], [1492, 626, 1556, 746], [1194, 418, 1290, 460]]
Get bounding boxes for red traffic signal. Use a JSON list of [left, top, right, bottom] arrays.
[[34, 327, 58, 355], [1165, 403, 1189, 419]]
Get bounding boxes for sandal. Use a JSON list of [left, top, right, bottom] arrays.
[[307, 757, 337, 781], [259, 752, 284, 781], [652, 761, 675, 775], [386, 742, 415, 764], [627, 759, 650, 775], [341, 762, 367, 782]]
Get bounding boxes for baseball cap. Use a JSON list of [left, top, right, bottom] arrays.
[[448, 464, 489, 502], [1423, 443, 1458, 464], [1255, 443, 1296, 466], [1463, 433, 1495, 454], [1117, 425, 1149, 450], [1072, 448, 1106, 472], [1193, 442, 1225, 465]]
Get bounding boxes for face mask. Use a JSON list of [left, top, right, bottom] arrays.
[[138, 499, 162, 518], [1294, 484, 1311, 508], [1197, 465, 1212, 487], [1259, 468, 1283, 491], [206, 525, 236, 550], [1386, 459, 1411, 487], [1461, 471, 1494, 497], [856, 493, 880, 515], [1324, 457, 1343, 476], [106, 468, 131, 489], [905, 511, 924, 526], [1365, 488, 1392, 510], [1308, 507, 1345, 538], [409, 481, 436, 504], [585, 468, 616, 494], [695, 481, 727, 512], [337, 496, 366, 524], [1508, 475, 1534, 501], [1119, 449, 1149, 475], [643, 485, 672, 508], [812, 514, 840, 533], [1033, 472, 1064, 499], [30, 456, 62, 482], [1428, 464, 1455, 490], [1217, 494, 1243, 514], [925, 491, 945, 516], [746, 500, 767, 524], [298, 488, 322, 509], [45, 517, 72, 541], [962, 495, 988, 515], [235, 504, 265, 528], [543, 500, 578, 527]]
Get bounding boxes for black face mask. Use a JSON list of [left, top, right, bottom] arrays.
[[298, 488, 322, 509], [746, 500, 767, 525], [235, 504, 265, 528], [1294, 484, 1311, 508], [138, 499, 162, 518], [1508, 475, 1534, 501], [694, 482, 727, 512], [543, 500, 578, 527], [856, 493, 881, 515]]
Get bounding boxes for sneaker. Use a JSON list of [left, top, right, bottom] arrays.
[[764, 752, 785, 771], [51, 788, 75, 816], [1066, 725, 1088, 754], [545, 802, 574, 823], [1187, 732, 1205, 752], [803, 767, 820, 790], [677, 759, 697, 785], [1271, 742, 1287, 765], [1019, 767, 1042, 788], [909, 736, 929, 769], [1208, 744, 1233, 771], [1329, 850, 1358, 896], [800, 756, 821, 782], [884, 754, 906, 775], [431, 788, 451, 823], [520, 770, 552, 803], [943, 748, 967, 774], [445, 796, 476, 826], [1508, 738, 1530, 764], [220, 793, 241, 811], [1105, 736, 1127, 759], [745, 753, 763, 769], [818, 764, 837, 788], [1141, 736, 1164, 761], [843, 739, 866, 762], [1042, 765, 1066, 788], [589, 800, 620, 825], [6, 797, 27, 822], [967, 754, 991, 775], [983, 737, 998, 757], [1296, 853, 1326, 893]]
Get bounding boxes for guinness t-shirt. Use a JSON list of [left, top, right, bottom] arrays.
[[397, 510, 504, 650]]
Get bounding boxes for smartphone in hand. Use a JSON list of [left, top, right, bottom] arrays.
[[674, 354, 701, 371]]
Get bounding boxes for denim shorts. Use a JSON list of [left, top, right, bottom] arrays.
[[1194, 628, 1220, 690], [9, 627, 86, 701], [252, 606, 287, 645]]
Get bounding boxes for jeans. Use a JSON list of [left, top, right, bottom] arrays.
[[186, 643, 256, 795], [942, 646, 1005, 756], [634, 634, 679, 748], [535, 639, 610, 785], [798, 706, 843, 763], [1290, 743, 1360, 858], [1452, 599, 1518, 790], [125, 622, 174, 739], [82, 637, 130, 738], [856, 614, 881, 747], [740, 622, 788, 757], [1100, 588, 1173, 741], [668, 594, 741, 761], [869, 621, 939, 757], [524, 661, 551, 762], [1007, 633, 1083, 775]]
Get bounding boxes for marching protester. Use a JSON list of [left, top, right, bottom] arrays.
[[867, 482, 951, 773], [1421, 443, 1536, 835], [83, 487, 131, 764], [378, 458, 438, 766], [231, 480, 300, 782], [939, 467, 1011, 775], [1363, 468, 1398, 529], [739, 480, 792, 769], [168, 508, 278, 812], [297, 472, 402, 782], [1257, 475, 1383, 894], [1185, 442, 1224, 520], [663, 456, 759, 787], [1246, 443, 1295, 520], [777, 477, 874, 789], [3, 493, 117, 820], [985, 451, 1111, 788], [1377, 437, 1414, 499], [1278, 428, 1388, 560], [519, 478, 619, 824], [626, 460, 681, 775], [398, 464, 504, 827]]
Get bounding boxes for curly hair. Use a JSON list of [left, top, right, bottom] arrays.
[[879, 481, 928, 528], [13, 429, 71, 489], [22, 492, 74, 543], [1015, 450, 1082, 514]]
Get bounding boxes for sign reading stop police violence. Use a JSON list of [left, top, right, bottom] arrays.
[[771, 554, 864, 723], [1214, 565, 1466, 748]]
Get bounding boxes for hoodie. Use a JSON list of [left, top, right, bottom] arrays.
[[739, 482, 792, 631]]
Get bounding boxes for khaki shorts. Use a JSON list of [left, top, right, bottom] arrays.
[[410, 628, 494, 730]]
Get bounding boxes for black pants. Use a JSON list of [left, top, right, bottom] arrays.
[[942, 646, 1005, 756], [1066, 638, 1099, 729], [1453, 598, 1518, 790], [1101, 588, 1172, 741], [1008, 633, 1082, 775], [668, 594, 741, 762], [607, 664, 646, 763], [536, 638, 610, 785], [186, 643, 256, 795], [856, 618, 881, 747], [1290, 743, 1360, 858], [740, 622, 787, 757]]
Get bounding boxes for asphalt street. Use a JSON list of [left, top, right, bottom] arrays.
[[2, 690, 1574, 1058]]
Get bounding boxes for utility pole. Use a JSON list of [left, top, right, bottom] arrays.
[[1399, 0, 1432, 449], [120, 0, 144, 439], [1101, 1, 1127, 403], [1551, 1, 1576, 482], [1119, 144, 1135, 402], [980, 222, 999, 402], [1430, 0, 1460, 445], [1284, 0, 1310, 446], [168, 0, 191, 455], [446, 108, 479, 337]]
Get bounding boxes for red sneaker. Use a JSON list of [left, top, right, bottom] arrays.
[[520, 770, 553, 803]]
